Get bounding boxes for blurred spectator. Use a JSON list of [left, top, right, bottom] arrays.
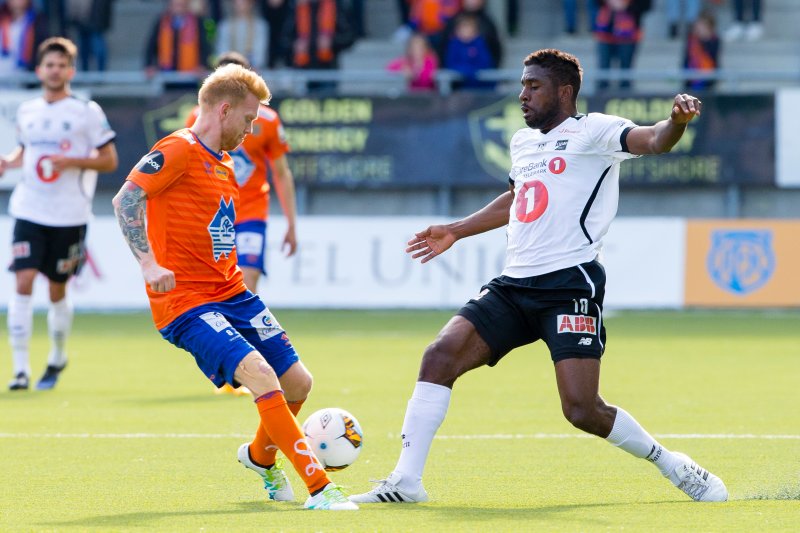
[[684, 9, 719, 91], [443, 13, 494, 90], [723, 0, 762, 42], [66, 0, 113, 71], [665, 0, 700, 39], [593, 0, 651, 91], [259, 0, 290, 68], [216, 0, 268, 70], [439, 0, 500, 68], [144, 0, 211, 78], [563, 0, 598, 35], [0, 0, 49, 74], [34, 0, 65, 35], [387, 31, 438, 91], [408, 0, 461, 51], [282, 0, 356, 91]]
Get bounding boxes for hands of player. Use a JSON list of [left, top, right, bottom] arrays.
[[47, 154, 73, 173], [406, 225, 457, 264], [670, 94, 702, 125], [141, 261, 176, 293], [282, 226, 297, 257]]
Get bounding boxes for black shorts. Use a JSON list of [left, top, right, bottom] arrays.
[[10, 219, 87, 282], [457, 260, 607, 365]]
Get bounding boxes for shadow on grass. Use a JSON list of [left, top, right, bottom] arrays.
[[115, 393, 231, 405], [40, 501, 291, 528]]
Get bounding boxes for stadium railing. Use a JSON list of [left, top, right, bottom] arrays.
[[1, 68, 798, 96]]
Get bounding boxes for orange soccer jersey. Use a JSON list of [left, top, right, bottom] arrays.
[[185, 104, 290, 223], [127, 129, 246, 329]]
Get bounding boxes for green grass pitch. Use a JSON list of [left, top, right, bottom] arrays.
[[1, 309, 799, 532]]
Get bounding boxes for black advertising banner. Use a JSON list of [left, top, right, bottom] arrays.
[[95, 92, 774, 190]]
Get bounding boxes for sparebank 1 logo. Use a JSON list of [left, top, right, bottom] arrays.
[[468, 96, 526, 181], [707, 230, 775, 295], [142, 94, 199, 148]]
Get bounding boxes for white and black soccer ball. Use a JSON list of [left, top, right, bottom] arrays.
[[302, 407, 364, 471]]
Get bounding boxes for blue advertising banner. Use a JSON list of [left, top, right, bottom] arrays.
[[96, 92, 774, 190]]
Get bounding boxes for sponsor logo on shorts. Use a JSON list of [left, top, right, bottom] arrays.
[[578, 337, 593, 346], [249, 308, 284, 341], [12, 241, 31, 259], [557, 314, 596, 334], [135, 150, 164, 174], [199, 311, 232, 333], [471, 288, 489, 302]]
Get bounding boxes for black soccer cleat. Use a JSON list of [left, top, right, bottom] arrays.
[[36, 364, 66, 391], [8, 372, 30, 391]]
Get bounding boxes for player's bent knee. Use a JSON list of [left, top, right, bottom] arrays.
[[235, 352, 280, 393], [418, 341, 462, 385]]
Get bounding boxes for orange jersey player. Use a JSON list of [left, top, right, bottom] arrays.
[[113, 63, 356, 510], [185, 52, 297, 295]]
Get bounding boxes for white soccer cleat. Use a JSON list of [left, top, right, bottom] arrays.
[[304, 483, 359, 510], [669, 452, 728, 502], [349, 472, 429, 503], [237, 443, 294, 501]]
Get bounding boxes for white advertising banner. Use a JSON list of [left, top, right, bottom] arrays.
[[0, 216, 686, 311], [776, 88, 800, 188]]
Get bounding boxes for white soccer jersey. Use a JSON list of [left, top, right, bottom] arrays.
[[10, 96, 116, 226], [502, 113, 639, 278]]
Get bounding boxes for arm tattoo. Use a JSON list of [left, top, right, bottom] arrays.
[[115, 182, 150, 262]]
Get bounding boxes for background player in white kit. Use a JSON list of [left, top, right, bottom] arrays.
[[0, 37, 118, 391], [351, 49, 728, 504]]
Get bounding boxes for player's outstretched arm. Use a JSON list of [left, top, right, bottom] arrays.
[[49, 142, 119, 174], [625, 93, 702, 155], [406, 190, 514, 263], [112, 181, 176, 293]]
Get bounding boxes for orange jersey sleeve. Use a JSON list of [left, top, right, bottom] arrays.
[[231, 105, 291, 223], [127, 129, 246, 329]]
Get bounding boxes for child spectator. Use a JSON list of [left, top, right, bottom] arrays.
[[684, 10, 719, 91], [593, 0, 651, 91], [443, 13, 494, 90], [387, 31, 438, 91]]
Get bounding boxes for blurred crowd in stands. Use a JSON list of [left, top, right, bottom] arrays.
[[0, 0, 768, 92]]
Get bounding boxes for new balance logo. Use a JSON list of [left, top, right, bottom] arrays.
[[578, 337, 592, 346]]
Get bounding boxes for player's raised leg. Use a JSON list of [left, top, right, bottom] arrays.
[[238, 361, 313, 501], [554, 358, 727, 502], [350, 316, 492, 504], [235, 352, 357, 510]]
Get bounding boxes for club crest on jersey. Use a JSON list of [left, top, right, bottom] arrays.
[[208, 197, 236, 261], [555, 140, 568, 150], [557, 314, 596, 334], [135, 150, 164, 175], [707, 230, 775, 295]]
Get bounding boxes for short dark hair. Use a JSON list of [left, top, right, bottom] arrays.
[[37, 37, 77, 66], [523, 49, 583, 102], [215, 51, 251, 70]]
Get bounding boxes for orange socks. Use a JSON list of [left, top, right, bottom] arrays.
[[250, 398, 305, 467], [253, 391, 329, 494]]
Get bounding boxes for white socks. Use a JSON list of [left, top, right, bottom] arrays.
[[47, 298, 73, 367], [606, 407, 679, 477], [393, 381, 451, 490], [8, 293, 33, 376]]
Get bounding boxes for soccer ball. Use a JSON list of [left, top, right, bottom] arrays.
[[302, 407, 364, 471]]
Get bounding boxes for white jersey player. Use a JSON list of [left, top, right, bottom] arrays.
[[351, 49, 728, 505], [0, 37, 118, 391]]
